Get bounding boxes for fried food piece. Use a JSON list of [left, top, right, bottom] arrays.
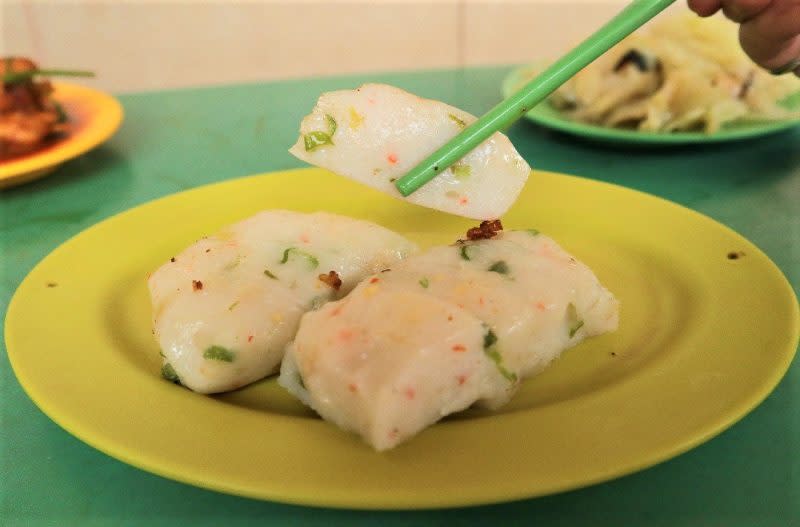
[[1, 57, 67, 160]]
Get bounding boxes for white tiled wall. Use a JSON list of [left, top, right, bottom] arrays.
[[3, 0, 686, 93]]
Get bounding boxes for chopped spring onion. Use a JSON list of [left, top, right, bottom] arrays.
[[460, 244, 477, 261], [161, 363, 181, 384], [452, 163, 471, 179], [488, 261, 509, 275], [482, 328, 516, 382], [303, 114, 337, 151], [53, 101, 68, 123], [304, 131, 333, 151], [483, 329, 498, 348], [325, 114, 337, 136], [280, 247, 319, 269], [567, 303, 584, 338], [448, 113, 467, 128], [2, 69, 95, 84], [203, 345, 236, 362]]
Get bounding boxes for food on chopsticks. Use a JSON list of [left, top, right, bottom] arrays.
[[148, 210, 417, 394], [289, 83, 531, 220], [1, 57, 94, 161], [279, 224, 619, 450], [513, 13, 800, 134]]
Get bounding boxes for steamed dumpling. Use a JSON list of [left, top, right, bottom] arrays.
[[289, 83, 531, 220]]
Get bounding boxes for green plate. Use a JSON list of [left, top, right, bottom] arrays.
[[502, 65, 800, 145], [5, 169, 799, 509]]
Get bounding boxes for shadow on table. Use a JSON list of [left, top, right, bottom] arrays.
[[0, 146, 136, 305], [1, 146, 134, 235], [5, 144, 132, 191]]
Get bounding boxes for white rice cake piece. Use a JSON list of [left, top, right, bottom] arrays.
[[148, 210, 417, 394], [280, 229, 618, 449], [280, 283, 508, 451], [289, 83, 531, 220]]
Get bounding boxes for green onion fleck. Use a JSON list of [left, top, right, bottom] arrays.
[[303, 114, 337, 151], [448, 113, 467, 129], [304, 131, 333, 151], [161, 363, 181, 384], [526, 229, 540, 236], [325, 114, 337, 136], [485, 348, 517, 382], [452, 163, 472, 179], [263, 269, 277, 279], [483, 329, 498, 348], [280, 247, 319, 269], [203, 345, 235, 362], [2, 69, 95, 85], [482, 328, 516, 383], [419, 277, 429, 288], [53, 101, 68, 123], [488, 261, 509, 275], [460, 244, 477, 261], [228, 301, 239, 311], [567, 303, 584, 338]]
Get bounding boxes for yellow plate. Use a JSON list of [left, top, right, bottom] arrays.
[[0, 82, 124, 189], [5, 169, 799, 509]]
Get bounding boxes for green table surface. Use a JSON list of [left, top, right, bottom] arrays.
[[1, 66, 799, 526]]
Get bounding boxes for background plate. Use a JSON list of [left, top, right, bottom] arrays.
[[0, 82, 124, 188], [502, 65, 800, 146], [5, 169, 798, 509]]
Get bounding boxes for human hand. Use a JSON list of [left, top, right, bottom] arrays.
[[688, 0, 800, 76]]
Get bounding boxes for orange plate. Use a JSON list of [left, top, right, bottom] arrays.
[[0, 82, 123, 189]]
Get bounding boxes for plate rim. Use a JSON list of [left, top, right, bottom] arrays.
[[501, 65, 800, 145], [0, 82, 124, 187], [5, 168, 799, 509]]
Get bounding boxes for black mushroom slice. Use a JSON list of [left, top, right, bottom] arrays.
[[614, 49, 661, 73]]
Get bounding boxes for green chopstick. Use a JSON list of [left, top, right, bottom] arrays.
[[394, 0, 676, 197]]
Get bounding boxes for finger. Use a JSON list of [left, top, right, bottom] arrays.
[[688, 0, 723, 16], [743, 32, 800, 72], [739, 1, 800, 70], [721, 0, 773, 22]]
